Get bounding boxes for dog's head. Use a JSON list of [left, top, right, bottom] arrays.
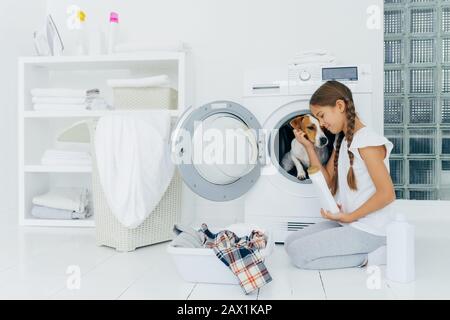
[[289, 114, 328, 148]]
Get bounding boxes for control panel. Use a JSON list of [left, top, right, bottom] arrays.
[[287, 64, 372, 95], [244, 64, 372, 97]]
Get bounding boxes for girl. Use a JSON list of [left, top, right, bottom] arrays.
[[284, 80, 396, 270]]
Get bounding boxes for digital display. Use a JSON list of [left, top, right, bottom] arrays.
[[322, 67, 358, 81]]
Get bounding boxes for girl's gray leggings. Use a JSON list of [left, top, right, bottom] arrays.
[[284, 221, 386, 270]]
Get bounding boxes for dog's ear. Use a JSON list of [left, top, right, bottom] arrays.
[[289, 116, 305, 130]]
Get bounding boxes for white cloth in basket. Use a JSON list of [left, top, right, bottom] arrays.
[[94, 112, 174, 228]]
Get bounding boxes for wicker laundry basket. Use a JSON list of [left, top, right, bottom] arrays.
[[88, 97, 181, 251], [113, 87, 178, 110]]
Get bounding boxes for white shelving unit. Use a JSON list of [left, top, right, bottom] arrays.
[[18, 53, 186, 227]]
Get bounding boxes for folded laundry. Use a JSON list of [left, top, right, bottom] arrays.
[[41, 158, 91, 166], [30, 88, 100, 98], [33, 104, 88, 111], [32, 97, 88, 104], [106, 75, 170, 88], [41, 149, 91, 159], [31, 205, 91, 220], [32, 187, 89, 213], [199, 223, 272, 295], [41, 149, 92, 166]]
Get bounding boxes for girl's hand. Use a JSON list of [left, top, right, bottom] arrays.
[[293, 129, 314, 149], [320, 204, 354, 223]]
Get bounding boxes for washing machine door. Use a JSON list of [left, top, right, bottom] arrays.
[[171, 101, 263, 201]]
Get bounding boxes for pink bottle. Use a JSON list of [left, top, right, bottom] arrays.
[[107, 12, 119, 54]]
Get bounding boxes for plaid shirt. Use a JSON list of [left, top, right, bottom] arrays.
[[200, 224, 272, 294]]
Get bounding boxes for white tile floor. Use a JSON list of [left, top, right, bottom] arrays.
[[1, 201, 450, 300]]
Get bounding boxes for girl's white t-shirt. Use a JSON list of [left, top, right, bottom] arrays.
[[333, 126, 394, 236]]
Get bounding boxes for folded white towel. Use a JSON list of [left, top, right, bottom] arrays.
[[32, 187, 89, 213], [41, 158, 92, 166], [31, 205, 91, 220], [41, 150, 92, 166], [32, 97, 88, 104], [106, 75, 170, 88], [31, 88, 100, 98], [95, 112, 174, 228], [42, 149, 91, 160], [114, 41, 185, 53], [33, 104, 88, 111]]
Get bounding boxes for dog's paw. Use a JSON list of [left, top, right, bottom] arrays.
[[297, 172, 307, 180]]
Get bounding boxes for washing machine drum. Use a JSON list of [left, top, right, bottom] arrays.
[[173, 101, 263, 201], [192, 113, 258, 185]]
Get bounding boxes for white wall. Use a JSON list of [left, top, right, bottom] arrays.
[[44, 0, 383, 224], [0, 1, 47, 214]]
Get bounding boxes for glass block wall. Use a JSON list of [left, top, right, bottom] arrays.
[[384, 0, 450, 200]]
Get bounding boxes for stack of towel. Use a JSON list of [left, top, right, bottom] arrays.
[[31, 187, 91, 220], [31, 88, 100, 111], [41, 149, 91, 166]]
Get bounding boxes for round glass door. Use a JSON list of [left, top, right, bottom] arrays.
[[172, 101, 262, 201], [192, 113, 258, 185]]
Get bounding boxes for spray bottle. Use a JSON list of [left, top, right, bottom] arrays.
[[107, 12, 119, 54], [74, 10, 87, 55], [307, 166, 340, 214]]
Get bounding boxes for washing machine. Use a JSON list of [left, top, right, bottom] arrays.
[[171, 64, 374, 243]]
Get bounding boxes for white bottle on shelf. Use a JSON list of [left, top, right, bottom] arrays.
[[88, 23, 103, 55], [107, 12, 119, 54], [386, 213, 415, 283], [74, 10, 87, 55]]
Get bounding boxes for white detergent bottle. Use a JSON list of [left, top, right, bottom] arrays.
[[107, 12, 119, 54], [88, 23, 103, 55], [307, 165, 340, 214], [386, 213, 415, 283], [74, 10, 87, 55]]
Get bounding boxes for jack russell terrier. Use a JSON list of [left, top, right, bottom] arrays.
[[281, 114, 331, 180]]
